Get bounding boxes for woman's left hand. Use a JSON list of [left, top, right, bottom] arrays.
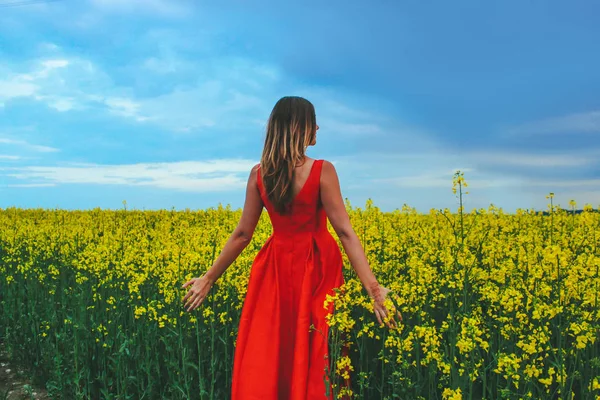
[[370, 284, 402, 329], [181, 275, 213, 312]]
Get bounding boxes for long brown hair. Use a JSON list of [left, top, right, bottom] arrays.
[[260, 96, 317, 214]]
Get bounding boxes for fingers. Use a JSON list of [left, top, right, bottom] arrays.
[[181, 278, 195, 289], [183, 293, 195, 310], [183, 287, 207, 312], [389, 316, 397, 329], [375, 303, 402, 329], [382, 307, 394, 329], [181, 278, 212, 312], [183, 286, 200, 308], [187, 294, 205, 312], [375, 306, 393, 329], [185, 296, 195, 312], [184, 294, 196, 312], [374, 308, 383, 326], [181, 277, 201, 302], [182, 290, 193, 303], [385, 290, 403, 326]]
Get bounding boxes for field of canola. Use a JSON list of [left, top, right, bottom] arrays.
[[0, 173, 599, 399]]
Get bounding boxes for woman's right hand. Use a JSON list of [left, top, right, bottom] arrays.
[[369, 283, 402, 328]]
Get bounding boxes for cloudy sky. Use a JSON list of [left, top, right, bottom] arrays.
[[1, 0, 599, 212]]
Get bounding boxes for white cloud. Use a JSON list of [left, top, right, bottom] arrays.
[[468, 150, 600, 168], [318, 98, 375, 121], [0, 137, 59, 153], [318, 118, 382, 136], [508, 110, 600, 136], [331, 150, 600, 212], [142, 57, 180, 74], [523, 179, 600, 188], [0, 53, 280, 130], [41, 59, 69, 69], [373, 174, 521, 190], [109, 80, 267, 130], [104, 97, 149, 121], [7, 183, 56, 188], [89, 0, 191, 17], [21, 59, 70, 81], [0, 80, 38, 103], [48, 97, 75, 112], [39, 43, 60, 52], [1, 49, 396, 138], [27, 144, 59, 153], [0, 58, 72, 108], [1, 159, 257, 191], [375, 174, 600, 192], [0, 155, 22, 160], [332, 149, 600, 197]]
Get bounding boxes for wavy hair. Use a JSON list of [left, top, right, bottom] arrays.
[[260, 96, 317, 214]]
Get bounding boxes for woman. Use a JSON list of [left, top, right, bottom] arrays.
[[181, 96, 402, 399]]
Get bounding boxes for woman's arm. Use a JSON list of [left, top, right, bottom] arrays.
[[182, 164, 263, 312], [319, 161, 378, 292], [204, 164, 264, 284], [319, 160, 400, 327]]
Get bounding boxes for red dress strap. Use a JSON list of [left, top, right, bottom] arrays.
[[312, 159, 324, 204], [256, 163, 264, 195], [313, 159, 323, 187]]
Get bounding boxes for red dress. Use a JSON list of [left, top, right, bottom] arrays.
[[231, 159, 346, 399]]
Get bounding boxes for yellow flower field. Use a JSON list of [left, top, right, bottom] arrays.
[[0, 172, 598, 399]]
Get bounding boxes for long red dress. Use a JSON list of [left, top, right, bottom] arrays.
[[231, 159, 346, 399]]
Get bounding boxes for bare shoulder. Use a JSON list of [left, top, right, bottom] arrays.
[[321, 159, 334, 169], [320, 159, 338, 179], [319, 160, 343, 193], [249, 163, 260, 182]]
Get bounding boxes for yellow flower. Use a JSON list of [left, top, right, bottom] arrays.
[[442, 387, 462, 400]]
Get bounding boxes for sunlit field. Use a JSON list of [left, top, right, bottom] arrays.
[[1, 172, 599, 399]]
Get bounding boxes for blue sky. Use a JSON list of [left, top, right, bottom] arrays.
[[1, 0, 599, 212]]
